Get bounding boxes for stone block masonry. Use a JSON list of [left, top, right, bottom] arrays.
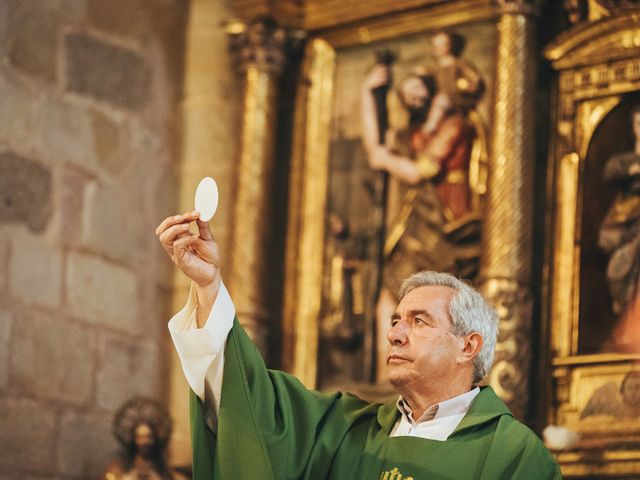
[[0, 152, 52, 232], [11, 310, 94, 406], [66, 252, 139, 334], [7, 0, 59, 83], [40, 97, 100, 172], [0, 398, 57, 473], [0, 311, 11, 389], [65, 33, 151, 110], [56, 410, 115, 477], [95, 336, 160, 410], [9, 231, 61, 308], [81, 176, 146, 265], [0, 1, 192, 479], [87, 0, 150, 41]]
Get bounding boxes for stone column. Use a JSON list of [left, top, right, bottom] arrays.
[[226, 18, 303, 355], [480, 0, 539, 419]]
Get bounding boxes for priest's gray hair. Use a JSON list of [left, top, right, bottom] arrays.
[[399, 271, 499, 384]]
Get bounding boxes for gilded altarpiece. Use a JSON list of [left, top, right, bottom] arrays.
[[545, 12, 640, 477], [283, 0, 539, 420], [283, 3, 499, 392]]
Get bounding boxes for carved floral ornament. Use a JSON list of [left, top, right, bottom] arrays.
[[483, 278, 532, 412], [226, 17, 306, 75]]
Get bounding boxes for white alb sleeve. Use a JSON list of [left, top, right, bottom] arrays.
[[168, 281, 235, 414]]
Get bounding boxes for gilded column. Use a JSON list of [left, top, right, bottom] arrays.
[[480, 0, 539, 419], [226, 19, 303, 355]]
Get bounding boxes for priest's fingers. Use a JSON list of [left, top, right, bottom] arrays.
[[172, 234, 215, 285], [156, 214, 185, 237], [196, 217, 215, 241], [155, 211, 199, 237], [173, 233, 198, 261], [172, 232, 219, 288], [158, 223, 191, 256]]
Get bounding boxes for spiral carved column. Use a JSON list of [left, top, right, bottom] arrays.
[[480, 0, 539, 419], [226, 19, 302, 355]]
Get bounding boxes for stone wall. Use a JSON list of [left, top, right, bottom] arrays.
[[0, 1, 196, 478]]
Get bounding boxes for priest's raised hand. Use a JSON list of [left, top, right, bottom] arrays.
[[156, 210, 220, 327]]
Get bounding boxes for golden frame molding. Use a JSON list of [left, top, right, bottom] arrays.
[[316, 0, 499, 48], [546, 14, 640, 70], [227, 0, 492, 31], [282, 39, 336, 387]]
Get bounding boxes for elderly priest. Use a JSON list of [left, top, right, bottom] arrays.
[[157, 211, 561, 480]]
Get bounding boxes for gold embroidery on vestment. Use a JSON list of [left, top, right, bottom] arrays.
[[379, 466, 414, 480]]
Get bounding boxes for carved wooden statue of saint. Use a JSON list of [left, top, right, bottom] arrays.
[[360, 31, 486, 380], [598, 105, 640, 354], [103, 397, 188, 480]]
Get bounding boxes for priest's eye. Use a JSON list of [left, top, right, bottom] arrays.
[[414, 317, 426, 325], [390, 318, 399, 327]]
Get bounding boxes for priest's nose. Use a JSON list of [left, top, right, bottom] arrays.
[[387, 321, 409, 345]]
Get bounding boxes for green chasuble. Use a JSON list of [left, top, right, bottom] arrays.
[[190, 320, 561, 480]]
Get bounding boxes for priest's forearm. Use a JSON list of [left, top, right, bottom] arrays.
[[195, 276, 220, 328]]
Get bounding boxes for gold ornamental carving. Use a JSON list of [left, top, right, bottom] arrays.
[[544, 15, 640, 362], [546, 14, 640, 70], [575, 97, 620, 158], [227, 18, 306, 75], [484, 278, 532, 405], [279, 0, 522, 394], [481, 3, 538, 419], [544, 11, 640, 478], [226, 19, 304, 355]]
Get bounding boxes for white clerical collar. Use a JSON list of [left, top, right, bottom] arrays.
[[397, 386, 480, 424]]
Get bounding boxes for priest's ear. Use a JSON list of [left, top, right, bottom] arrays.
[[457, 332, 483, 366]]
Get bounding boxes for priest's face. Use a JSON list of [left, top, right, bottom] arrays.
[[386, 286, 463, 391]]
